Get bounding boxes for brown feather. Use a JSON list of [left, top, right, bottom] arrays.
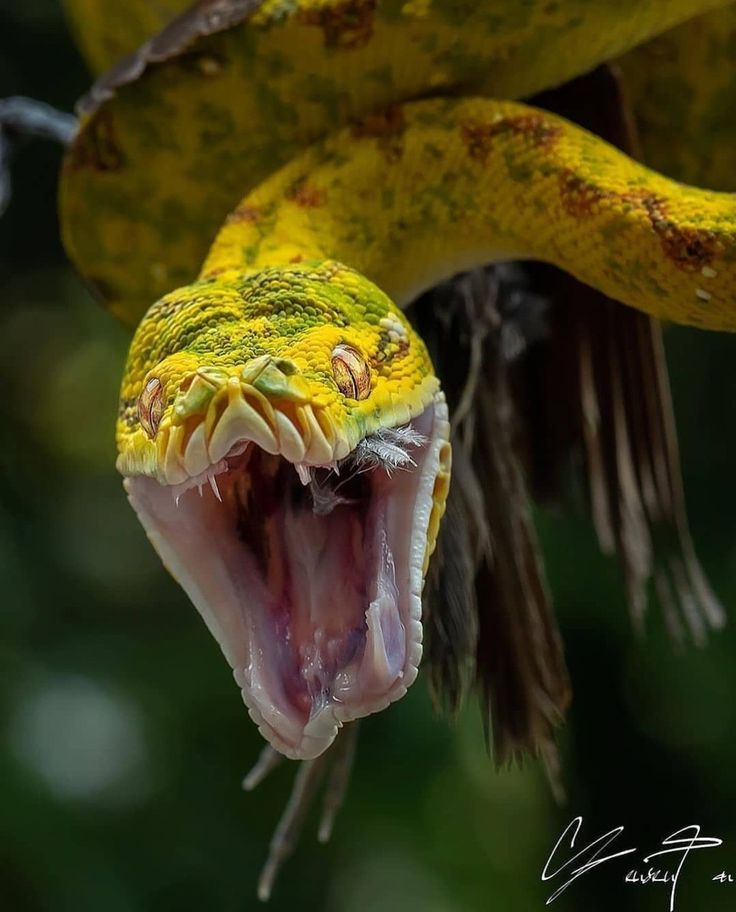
[[409, 268, 571, 772], [410, 64, 723, 773]]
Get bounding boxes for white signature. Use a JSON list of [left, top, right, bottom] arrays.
[[542, 816, 725, 910]]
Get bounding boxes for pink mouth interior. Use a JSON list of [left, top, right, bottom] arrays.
[[226, 448, 406, 718], [125, 405, 438, 759]]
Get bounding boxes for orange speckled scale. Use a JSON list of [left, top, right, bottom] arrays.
[[203, 97, 736, 330]]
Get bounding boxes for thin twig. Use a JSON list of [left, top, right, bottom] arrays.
[[247, 724, 361, 900], [0, 97, 77, 144], [318, 722, 359, 843], [242, 744, 284, 791], [257, 753, 330, 902], [0, 96, 77, 218]]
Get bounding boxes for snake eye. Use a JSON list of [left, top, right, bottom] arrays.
[[138, 377, 164, 438], [331, 344, 371, 400]]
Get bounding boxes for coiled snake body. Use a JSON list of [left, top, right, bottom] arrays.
[[61, 1, 736, 762]]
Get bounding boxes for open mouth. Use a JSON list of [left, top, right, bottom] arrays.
[[124, 392, 449, 759]]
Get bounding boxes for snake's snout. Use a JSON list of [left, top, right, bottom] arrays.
[[151, 358, 353, 488]]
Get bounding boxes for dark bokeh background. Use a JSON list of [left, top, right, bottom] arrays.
[[2, 3, 736, 911]]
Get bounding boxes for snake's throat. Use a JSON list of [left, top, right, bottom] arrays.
[[124, 394, 448, 759]]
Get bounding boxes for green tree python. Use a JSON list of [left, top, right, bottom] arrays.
[[59, 0, 735, 789]]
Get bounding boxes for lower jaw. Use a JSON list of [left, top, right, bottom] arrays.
[[124, 395, 448, 759]]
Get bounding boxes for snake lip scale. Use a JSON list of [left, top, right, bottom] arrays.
[[124, 375, 449, 760]]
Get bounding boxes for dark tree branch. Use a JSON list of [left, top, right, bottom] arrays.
[[0, 96, 77, 217]]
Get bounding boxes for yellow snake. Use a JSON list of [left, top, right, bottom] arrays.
[[60, 0, 736, 763]]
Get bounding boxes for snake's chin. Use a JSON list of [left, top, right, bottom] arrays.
[[124, 393, 448, 760]]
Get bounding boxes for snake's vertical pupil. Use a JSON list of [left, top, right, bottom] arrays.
[[331, 344, 371, 400], [138, 377, 163, 438]]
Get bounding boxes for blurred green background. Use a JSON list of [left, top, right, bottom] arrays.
[[2, 3, 736, 911]]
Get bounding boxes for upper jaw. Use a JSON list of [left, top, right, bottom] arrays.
[[121, 360, 352, 486], [121, 364, 449, 760], [117, 357, 440, 484]]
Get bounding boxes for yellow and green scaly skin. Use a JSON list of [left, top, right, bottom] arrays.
[[203, 97, 736, 329], [618, 4, 736, 191], [59, 0, 736, 760], [61, 0, 734, 324]]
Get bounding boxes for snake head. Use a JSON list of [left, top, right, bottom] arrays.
[[118, 261, 451, 759]]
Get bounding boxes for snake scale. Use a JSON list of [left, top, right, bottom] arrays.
[[58, 0, 735, 875]]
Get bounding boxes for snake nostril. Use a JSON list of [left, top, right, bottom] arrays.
[[240, 354, 274, 385], [273, 358, 298, 376], [173, 368, 228, 422], [246, 357, 310, 403], [179, 374, 195, 394]]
